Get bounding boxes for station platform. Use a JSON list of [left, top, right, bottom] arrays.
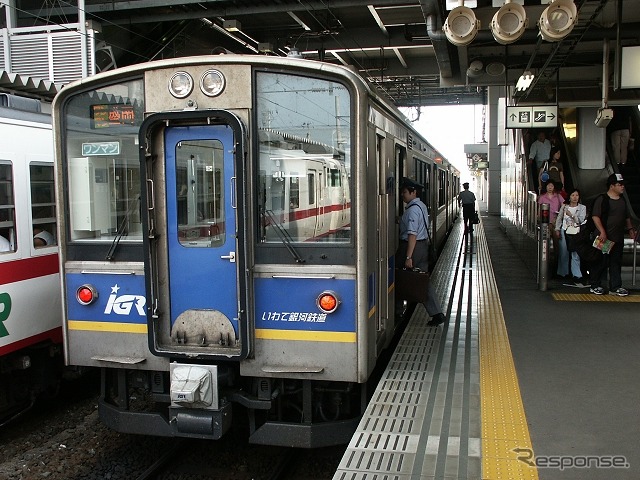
[[333, 209, 640, 480]]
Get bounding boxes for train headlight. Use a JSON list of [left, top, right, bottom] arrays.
[[76, 285, 98, 305], [317, 291, 340, 314], [168, 71, 194, 98], [200, 70, 226, 97]]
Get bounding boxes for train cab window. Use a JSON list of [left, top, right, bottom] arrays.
[[30, 163, 57, 248], [62, 78, 144, 244], [256, 71, 352, 246], [0, 162, 15, 252]]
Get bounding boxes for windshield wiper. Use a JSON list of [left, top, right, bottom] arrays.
[[264, 209, 305, 263], [106, 195, 141, 261]]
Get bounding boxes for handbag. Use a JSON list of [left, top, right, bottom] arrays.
[[472, 211, 480, 224], [540, 161, 549, 182], [395, 268, 430, 303], [565, 225, 579, 235]]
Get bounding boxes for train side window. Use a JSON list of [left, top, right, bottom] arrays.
[[0, 162, 16, 253], [30, 163, 57, 248]]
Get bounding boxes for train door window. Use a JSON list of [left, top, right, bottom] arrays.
[[30, 163, 57, 248], [438, 169, 446, 207], [308, 172, 315, 204], [329, 167, 341, 187], [255, 71, 352, 246], [176, 140, 225, 248], [289, 174, 299, 209], [0, 162, 15, 252]]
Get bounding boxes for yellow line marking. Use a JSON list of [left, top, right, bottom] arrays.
[[552, 293, 640, 302], [255, 329, 356, 343], [477, 228, 539, 480], [68, 320, 147, 333]]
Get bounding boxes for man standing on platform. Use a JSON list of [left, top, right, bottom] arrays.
[[458, 182, 476, 233], [397, 178, 446, 326], [589, 173, 636, 296]]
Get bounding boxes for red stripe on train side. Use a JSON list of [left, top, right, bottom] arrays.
[[287, 202, 351, 222], [0, 254, 59, 285], [0, 327, 63, 356]]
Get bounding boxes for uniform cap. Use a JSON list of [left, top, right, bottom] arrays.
[[463, 182, 470, 188], [401, 177, 423, 190]]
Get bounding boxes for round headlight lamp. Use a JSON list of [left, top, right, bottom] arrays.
[[168, 71, 194, 98], [200, 70, 226, 97]]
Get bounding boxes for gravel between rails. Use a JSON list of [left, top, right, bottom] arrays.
[[0, 373, 346, 480]]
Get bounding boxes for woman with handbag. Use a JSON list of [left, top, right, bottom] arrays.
[[538, 147, 565, 196], [554, 188, 586, 284]]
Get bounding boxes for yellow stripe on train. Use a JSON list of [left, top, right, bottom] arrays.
[[68, 320, 148, 334], [255, 329, 356, 343]]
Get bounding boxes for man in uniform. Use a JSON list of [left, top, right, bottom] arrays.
[[458, 182, 476, 233], [396, 178, 446, 326]]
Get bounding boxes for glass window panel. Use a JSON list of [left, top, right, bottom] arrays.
[[176, 140, 225, 248], [0, 162, 15, 252], [63, 79, 144, 242], [30, 163, 57, 248], [256, 71, 351, 243]]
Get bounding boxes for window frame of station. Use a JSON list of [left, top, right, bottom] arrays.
[[58, 75, 145, 263], [252, 67, 356, 265]]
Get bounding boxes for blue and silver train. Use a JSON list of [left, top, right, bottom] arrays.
[[52, 55, 459, 446]]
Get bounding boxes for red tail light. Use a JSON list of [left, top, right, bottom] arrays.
[[76, 285, 98, 305], [317, 291, 339, 314]]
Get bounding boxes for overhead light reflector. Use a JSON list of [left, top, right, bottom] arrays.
[[223, 20, 241, 32], [490, 1, 528, 45], [443, 4, 480, 47], [538, 0, 577, 42]]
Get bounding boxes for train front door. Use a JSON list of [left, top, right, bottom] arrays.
[[163, 124, 241, 353]]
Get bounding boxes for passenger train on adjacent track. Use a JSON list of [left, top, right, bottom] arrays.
[[0, 94, 63, 424], [52, 55, 459, 446]]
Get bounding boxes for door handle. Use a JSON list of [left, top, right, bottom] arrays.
[[221, 251, 236, 262]]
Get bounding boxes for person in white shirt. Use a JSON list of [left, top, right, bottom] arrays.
[[0, 235, 11, 252], [33, 228, 55, 247], [528, 131, 551, 192]]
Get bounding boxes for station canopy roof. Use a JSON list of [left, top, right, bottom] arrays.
[[6, 0, 640, 107]]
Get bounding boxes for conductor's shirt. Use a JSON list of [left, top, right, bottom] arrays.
[[400, 198, 429, 241]]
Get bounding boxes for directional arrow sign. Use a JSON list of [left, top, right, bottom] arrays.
[[506, 105, 558, 129]]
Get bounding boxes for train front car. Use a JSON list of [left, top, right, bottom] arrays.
[[54, 56, 404, 447]]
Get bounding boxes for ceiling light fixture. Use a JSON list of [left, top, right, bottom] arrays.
[[516, 70, 535, 91], [443, 0, 479, 47], [490, 0, 528, 45], [538, 0, 577, 42]]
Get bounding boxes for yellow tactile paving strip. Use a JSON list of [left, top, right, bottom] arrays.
[[552, 293, 640, 302], [477, 228, 539, 480]]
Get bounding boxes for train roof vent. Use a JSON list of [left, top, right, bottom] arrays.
[[0, 93, 42, 113]]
